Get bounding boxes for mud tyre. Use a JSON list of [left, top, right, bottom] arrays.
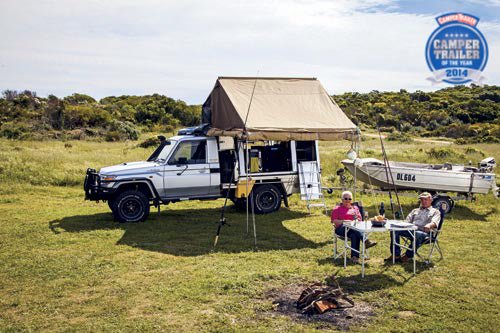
[[252, 184, 281, 214], [107, 198, 115, 211], [112, 190, 150, 223]]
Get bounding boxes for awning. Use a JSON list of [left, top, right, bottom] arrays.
[[202, 77, 358, 141]]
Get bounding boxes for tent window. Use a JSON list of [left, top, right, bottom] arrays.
[[296, 141, 316, 162]]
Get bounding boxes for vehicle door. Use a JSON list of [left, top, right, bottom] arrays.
[[163, 139, 211, 198]]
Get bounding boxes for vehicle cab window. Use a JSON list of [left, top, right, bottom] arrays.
[[168, 140, 206, 165]]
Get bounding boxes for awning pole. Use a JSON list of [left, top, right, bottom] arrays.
[[352, 136, 357, 202], [245, 139, 257, 249], [242, 76, 259, 249], [245, 141, 250, 236]]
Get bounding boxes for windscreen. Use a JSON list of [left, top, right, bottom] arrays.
[[147, 140, 176, 162]]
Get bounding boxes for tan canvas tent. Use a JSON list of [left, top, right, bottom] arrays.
[[202, 77, 358, 141]]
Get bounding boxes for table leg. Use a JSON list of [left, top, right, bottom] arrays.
[[362, 231, 366, 278], [344, 225, 347, 268], [392, 230, 395, 265], [413, 231, 416, 275]]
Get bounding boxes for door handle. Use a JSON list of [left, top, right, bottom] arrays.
[[149, 169, 161, 172], [198, 169, 207, 173]]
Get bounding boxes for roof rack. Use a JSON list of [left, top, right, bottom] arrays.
[[177, 123, 210, 136]]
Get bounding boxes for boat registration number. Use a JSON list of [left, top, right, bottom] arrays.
[[396, 173, 416, 182]]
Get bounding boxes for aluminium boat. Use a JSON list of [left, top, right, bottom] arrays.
[[342, 157, 497, 195]]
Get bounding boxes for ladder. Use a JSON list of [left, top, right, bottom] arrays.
[[298, 161, 327, 214]]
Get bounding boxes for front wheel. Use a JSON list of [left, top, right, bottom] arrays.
[[112, 190, 150, 223], [107, 199, 115, 211], [252, 184, 282, 214]]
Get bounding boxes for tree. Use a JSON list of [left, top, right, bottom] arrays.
[[47, 95, 65, 130], [64, 93, 97, 105]]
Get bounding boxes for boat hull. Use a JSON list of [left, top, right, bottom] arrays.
[[342, 159, 496, 194]]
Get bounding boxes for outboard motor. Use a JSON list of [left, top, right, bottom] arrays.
[[479, 157, 496, 172]]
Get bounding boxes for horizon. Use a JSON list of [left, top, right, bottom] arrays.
[[5, 82, 496, 105]]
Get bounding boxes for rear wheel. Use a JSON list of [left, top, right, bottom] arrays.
[[112, 190, 150, 223], [252, 184, 281, 214]]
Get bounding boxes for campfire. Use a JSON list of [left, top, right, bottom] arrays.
[[267, 275, 374, 330], [297, 276, 354, 315]]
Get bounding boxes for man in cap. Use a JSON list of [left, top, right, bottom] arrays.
[[386, 192, 441, 262]]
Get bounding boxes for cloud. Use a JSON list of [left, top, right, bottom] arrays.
[[0, 0, 498, 103]]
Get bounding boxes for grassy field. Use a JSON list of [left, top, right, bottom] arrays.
[[0, 136, 499, 332]]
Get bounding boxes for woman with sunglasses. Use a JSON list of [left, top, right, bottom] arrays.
[[331, 191, 377, 263]]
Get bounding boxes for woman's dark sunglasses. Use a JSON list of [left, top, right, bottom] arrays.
[[343, 197, 352, 200]]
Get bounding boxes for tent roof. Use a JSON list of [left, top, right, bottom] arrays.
[[202, 77, 358, 141]]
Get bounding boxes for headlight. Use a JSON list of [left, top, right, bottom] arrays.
[[101, 182, 115, 188], [101, 175, 117, 181]]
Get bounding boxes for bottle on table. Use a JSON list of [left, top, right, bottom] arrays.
[[379, 202, 385, 217]]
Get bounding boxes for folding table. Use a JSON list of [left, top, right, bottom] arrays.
[[343, 220, 417, 277]]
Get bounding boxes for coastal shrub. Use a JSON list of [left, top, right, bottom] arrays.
[[426, 148, 465, 161], [0, 122, 29, 139], [465, 147, 485, 156], [106, 120, 140, 141], [138, 136, 161, 148]]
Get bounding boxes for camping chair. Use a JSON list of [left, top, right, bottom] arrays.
[[416, 205, 446, 264], [333, 202, 369, 260]]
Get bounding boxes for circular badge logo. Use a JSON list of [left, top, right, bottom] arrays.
[[425, 13, 488, 85]]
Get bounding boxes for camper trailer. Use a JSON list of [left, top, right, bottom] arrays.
[[84, 77, 358, 222]]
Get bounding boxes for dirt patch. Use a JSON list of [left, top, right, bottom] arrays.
[[266, 283, 375, 330]]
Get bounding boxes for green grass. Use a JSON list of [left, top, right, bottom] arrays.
[[0, 137, 499, 332]]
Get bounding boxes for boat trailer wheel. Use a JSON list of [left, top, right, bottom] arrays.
[[432, 196, 453, 214]]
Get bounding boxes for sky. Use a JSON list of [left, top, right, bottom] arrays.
[[0, 0, 499, 104]]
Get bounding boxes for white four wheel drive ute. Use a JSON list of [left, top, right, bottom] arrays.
[[84, 126, 321, 222]]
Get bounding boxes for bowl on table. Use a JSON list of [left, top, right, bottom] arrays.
[[370, 216, 387, 227]]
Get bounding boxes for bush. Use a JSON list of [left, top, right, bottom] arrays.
[[137, 136, 161, 148], [64, 93, 96, 105], [426, 148, 465, 160], [362, 149, 376, 157], [105, 131, 123, 142], [464, 147, 485, 156], [379, 126, 395, 133], [480, 136, 500, 143], [426, 148, 451, 159], [106, 120, 140, 141], [0, 122, 29, 139], [64, 105, 112, 129]]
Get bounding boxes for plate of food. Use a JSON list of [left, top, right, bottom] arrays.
[[370, 215, 387, 227]]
